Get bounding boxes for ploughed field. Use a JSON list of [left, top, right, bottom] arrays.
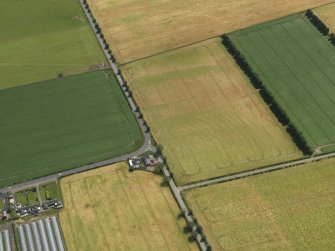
[[87, 0, 333, 63], [0, 71, 143, 188], [0, 0, 106, 90], [230, 13, 335, 153], [122, 39, 301, 185], [59, 162, 197, 251], [184, 158, 335, 250]]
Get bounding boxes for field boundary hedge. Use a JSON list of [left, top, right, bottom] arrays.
[[221, 34, 312, 155], [306, 9, 335, 45]]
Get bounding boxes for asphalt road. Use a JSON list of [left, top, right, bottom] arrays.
[[162, 166, 207, 251]]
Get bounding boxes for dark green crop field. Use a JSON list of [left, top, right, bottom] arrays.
[[0, 71, 143, 188], [231, 14, 335, 153]]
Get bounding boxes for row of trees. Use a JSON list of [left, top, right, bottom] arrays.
[[180, 207, 212, 250], [221, 34, 312, 155], [83, 0, 151, 136], [306, 9, 335, 46], [83, 1, 116, 61], [329, 33, 335, 45], [306, 9, 329, 36]]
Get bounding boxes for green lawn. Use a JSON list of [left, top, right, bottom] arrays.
[[0, 0, 106, 90], [15, 192, 27, 206], [39, 182, 60, 201], [230, 14, 335, 153], [15, 189, 38, 207], [185, 158, 335, 250], [0, 70, 143, 188]]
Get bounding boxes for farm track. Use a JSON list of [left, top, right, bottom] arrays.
[[178, 152, 335, 191]]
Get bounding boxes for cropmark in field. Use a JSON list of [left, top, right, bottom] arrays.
[[184, 158, 335, 250], [0, 70, 143, 188], [59, 162, 197, 251], [87, 0, 333, 63], [230, 13, 335, 154], [122, 39, 301, 185], [0, 0, 106, 90]]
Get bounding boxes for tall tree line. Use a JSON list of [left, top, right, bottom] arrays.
[[306, 9, 335, 45], [221, 34, 313, 155]]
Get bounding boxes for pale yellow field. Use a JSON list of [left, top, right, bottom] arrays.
[[315, 2, 335, 32], [87, 0, 332, 63], [122, 39, 301, 185], [59, 162, 196, 251], [184, 158, 335, 250]]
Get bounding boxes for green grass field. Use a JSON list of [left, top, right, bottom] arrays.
[[15, 189, 38, 207], [0, 0, 106, 90], [0, 70, 143, 188], [122, 39, 301, 185], [184, 158, 335, 250], [230, 14, 335, 153], [39, 182, 60, 201]]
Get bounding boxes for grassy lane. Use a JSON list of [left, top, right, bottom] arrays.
[[231, 14, 335, 152], [122, 39, 301, 185], [0, 70, 143, 188], [0, 0, 106, 89], [184, 158, 335, 250]]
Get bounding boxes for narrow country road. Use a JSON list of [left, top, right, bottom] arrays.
[[162, 166, 208, 251], [179, 151, 335, 191]]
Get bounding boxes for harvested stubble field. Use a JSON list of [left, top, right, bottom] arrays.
[[122, 39, 301, 185], [315, 2, 335, 32], [184, 158, 335, 250], [0, 0, 106, 90], [59, 162, 197, 251], [231, 14, 335, 153], [87, 0, 333, 63], [0, 71, 142, 188]]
